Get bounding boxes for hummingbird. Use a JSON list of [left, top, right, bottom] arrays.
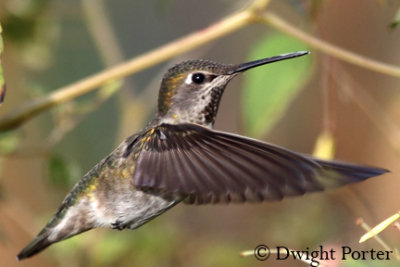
[[17, 51, 388, 260]]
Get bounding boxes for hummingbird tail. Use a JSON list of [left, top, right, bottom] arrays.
[[17, 230, 53, 260], [17, 200, 94, 260], [17, 217, 92, 260]]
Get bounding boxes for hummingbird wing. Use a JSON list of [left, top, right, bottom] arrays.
[[133, 123, 388, 204]]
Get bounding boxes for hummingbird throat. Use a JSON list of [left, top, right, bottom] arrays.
[[157, 75, 233, 127]]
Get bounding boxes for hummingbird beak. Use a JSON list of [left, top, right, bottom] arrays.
[[227, 51, 310, 75]]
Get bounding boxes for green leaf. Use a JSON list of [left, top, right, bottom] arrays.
[[389, 7, 400, 29], [0, 131, 20, 154], [242, 33, 312, 138], [48, 154, 81, 189]]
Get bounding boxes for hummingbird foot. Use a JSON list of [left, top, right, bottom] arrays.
[[111, 220, 126, 230]]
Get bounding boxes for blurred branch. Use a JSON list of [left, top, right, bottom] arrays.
[[359, 212, 400, 243], [45, 80, 122, 150], [260, 12, 400, 77], [82, 0, 125, 66], [42, 0, 130, 149], [2, 0, 400, 132], [312, 59, 337, 160], [356, 218, 393, 251], [356, 217, 400, 261], [0, 7, 255, 131], [335, 65, 400, 153]]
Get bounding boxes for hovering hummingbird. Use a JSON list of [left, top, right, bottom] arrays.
[[17, 51, 387, 260]]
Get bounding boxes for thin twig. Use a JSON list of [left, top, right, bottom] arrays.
[[2, 0, 400, 132], [356, 218, 400, 261], [360, 212, 400, 243], [335, 65, 400, 152], [356, 218, 393, 252], [82, 0, 125, 66], [260, 12, 400, 77], [0, 9, 254, 131], [41, 0, 131, 149]]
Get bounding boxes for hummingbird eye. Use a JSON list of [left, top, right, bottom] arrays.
[[191, 73, 205, 84]]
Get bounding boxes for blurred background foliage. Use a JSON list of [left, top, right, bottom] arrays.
[[1, 0, 400, 266]]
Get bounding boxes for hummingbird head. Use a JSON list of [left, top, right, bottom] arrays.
[[156, 51, 309, 127]]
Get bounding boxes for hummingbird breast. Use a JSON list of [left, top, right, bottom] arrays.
[[90, 180, 180, 230], [43, 137, 183, 245], [71, 163, 180, 232]]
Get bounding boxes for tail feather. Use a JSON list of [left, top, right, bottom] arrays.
[[314, 158, 389, 188], [17, 230, 52, 260], [17, 222, 92, 260], [17, 201, 93, 260]]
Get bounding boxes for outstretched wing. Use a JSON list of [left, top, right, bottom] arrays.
[[132, 123, 387, 204]]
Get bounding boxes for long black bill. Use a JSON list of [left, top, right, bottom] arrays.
[[227, 51, 310, 75]]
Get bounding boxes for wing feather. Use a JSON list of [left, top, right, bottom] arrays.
[[132, 123, 388, 204]]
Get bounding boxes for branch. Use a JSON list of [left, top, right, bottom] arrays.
[[0, 9, 254, 131], [261, 12, 400, 77], [3, 0, 400, 132]]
